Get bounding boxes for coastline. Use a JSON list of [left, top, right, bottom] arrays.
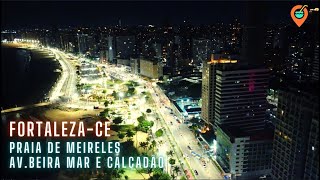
[[1, 43, 61, 109]]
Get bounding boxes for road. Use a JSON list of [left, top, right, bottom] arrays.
[[2, 45, 223, 179], [49, 49, 78, 101], [150, 85, 223, 179], [104, 64, 223, 179]]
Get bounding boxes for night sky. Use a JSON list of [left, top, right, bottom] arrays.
[[1, 1, 318, 28]]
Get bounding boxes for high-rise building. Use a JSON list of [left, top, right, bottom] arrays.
[[214, 65, 269, 132], [216, 125, 273, 180], [201, 54, 269, 132], [241, 2, 266, 65], [99, 49, 107, 64], [153, 42, 162, 60], [203, 55, 273, 179], [201, 54, 237, 126], [271, 83, 319, 180], [193, 38, 212, 65], [116, 36, 136, 59], [77, 33, 89, 54], [139, 58, 163, 79], [130, 57, 139, 75], [60, 32, 77, 53], [312, 43, 319, 81], [108, 36, 115, 63]]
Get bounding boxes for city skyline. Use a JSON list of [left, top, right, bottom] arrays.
[[2, 1, 319, 28], [1, 1, 319, 180]]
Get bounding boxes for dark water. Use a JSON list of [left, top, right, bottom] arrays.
[[1, 45, 61, 109]]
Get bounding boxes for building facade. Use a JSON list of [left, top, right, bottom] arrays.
[[77, 33, 89, 54], [216, 125, 273, 180], [108, 36, 115, 62], [312, 42, 319, 81], [139, 58, 163, 79], [201, 54, 237, 126], [271, 84, 319, 180], [193, 38, 212, 65], [116, 36, 136, 59], [214, 66, 269, 132]]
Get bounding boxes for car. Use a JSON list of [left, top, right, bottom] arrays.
[[187, 146, 192, 150], [93, 106, 99, 109], [194, 170, 199, 175]]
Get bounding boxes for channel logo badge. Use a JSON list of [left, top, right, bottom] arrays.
[[291, 5, 308, 27]]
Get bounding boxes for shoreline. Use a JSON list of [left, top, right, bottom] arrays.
[[1, 43, 61, 109]]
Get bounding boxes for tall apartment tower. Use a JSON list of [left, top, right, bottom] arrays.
[[271, 83, 319, 180], [115, 36, 136, 59], [202, 55, 272, 179], [193, 38, 212, 65], [201, 54, 269, 132], [241, 2, 266, 65], [108, 36, 115, 63], [201, 54, 237, 126], [77, 33, 89, 54], [312, 42, 319, 81], [214, 64, 269, 132]]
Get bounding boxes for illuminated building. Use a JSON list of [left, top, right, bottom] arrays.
[[215, 125, 273, 180], [77, 33, 89, 54], [201, 54, 237, 126], [116, 36, 136, 59], [271, 84, 319, 180], [213, 64, 269, 132], [108, 36, 115, 62], [201, 54, 269, 132], [139, 58, 163, 79], [312, 43, 319, 81], [99, 49, 107, 64], [192, 38, 212, 65], [202, 54, 272, 179], [130, 57, 139, 75]]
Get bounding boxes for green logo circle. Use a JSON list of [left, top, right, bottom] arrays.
[[294, 10, 304, 19]]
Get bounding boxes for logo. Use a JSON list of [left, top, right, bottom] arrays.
[[291, 5, 308, 27]]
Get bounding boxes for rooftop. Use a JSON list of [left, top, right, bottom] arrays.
[[218, 124, 274, 142]]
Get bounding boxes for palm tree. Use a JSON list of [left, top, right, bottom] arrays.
[[151, 140, 157, 151], [100, 108, 110, 118], [126, 129, 135, 142], [166, 150, 174, 157], [104, 100, 110, 107], [110, 168, 125, 179], [146, 136, 151, 142], [113, 116, 123, 125], [139, 142, 148, 152], [168, 158, 175, 166], [173, 166, 180, 177], [117, 132, 125, 140], [102, 89, 107, 99]]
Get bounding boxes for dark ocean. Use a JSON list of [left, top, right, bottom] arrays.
[[1, 44, 61, 109]]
